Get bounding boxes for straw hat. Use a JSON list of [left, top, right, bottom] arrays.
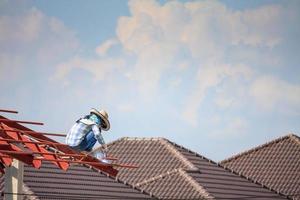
[[90, 108, 110, 131]]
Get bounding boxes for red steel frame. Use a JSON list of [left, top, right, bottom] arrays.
[[0, 109, 138, 177]]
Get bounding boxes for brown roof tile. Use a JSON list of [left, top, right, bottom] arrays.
[[108, 137, 288, 200], [108, 138, 197, 186], [1, 161, 156, 200], [220, 134, 300, 200], [0, 175, 4, 200], [138, 168, 212, 200]]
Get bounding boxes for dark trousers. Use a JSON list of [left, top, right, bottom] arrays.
[[72, 131, 97, 152]]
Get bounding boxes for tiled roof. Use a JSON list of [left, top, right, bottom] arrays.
[[0, 175, 4, 199], [220, 134, 300, 200], [107, 137, 288, 200], [138, 168, 212, 200], [1, 161, 156, 200]]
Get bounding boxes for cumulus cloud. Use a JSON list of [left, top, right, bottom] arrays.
[[182, 62, 253, 126], [0, 8, 43, 44], [0, 6, 79, 80], [113, 0, 284, 99], [53, 56, 125, 83], [210, 117, 249, 138], [54, 0, 285, 97], [117, 103, 135, 112], [52, 0, 297, 129], [95, 38, 119, 56], [250, 76, 300, 113]]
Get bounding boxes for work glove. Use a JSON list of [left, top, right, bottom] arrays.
[[101, 144, 108, 154]]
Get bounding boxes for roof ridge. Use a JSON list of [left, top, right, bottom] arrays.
[[164, 138, 291, 199], [289, 133, 300, 145], [122, 137, 163, 141], [219, 165, 293, 200], [164, 139, 219, 166], [159, 139, 199, 170], [109, 137, 199, 170], [178, 169, 214, 200], [135, 168, 214, 199], [220, 133, 299, 165], [134, 168, 182, 187], [106, 137, 164, 147], [106, 137, 128, 147]]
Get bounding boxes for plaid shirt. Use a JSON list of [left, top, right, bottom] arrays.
[[66, 120, 105, 147]]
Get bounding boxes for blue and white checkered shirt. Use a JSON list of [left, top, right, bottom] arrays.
[[66, 119, 105, 147]]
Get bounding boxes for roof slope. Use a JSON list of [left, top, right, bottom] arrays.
[[0, 161, 155, 200], [137, 168, 211, 200], [220, 134, 300, 200], [0, 175, 4, 200], [107, 137, 287, 200]]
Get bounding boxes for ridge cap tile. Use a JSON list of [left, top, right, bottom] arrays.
[[162, 138, 291, 199], [136, 168, 214, 200], [159, 139, 199, 170], [220, 133, 300, 165], [106, 136, 292, 199], [178, 169, 214, 200], [163, 138, 219, 166]]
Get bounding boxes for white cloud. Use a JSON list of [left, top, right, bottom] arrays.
[[49, 0, 297, 131], [182, 63, 253, 126], [95, 38, 119, 56], [117, 103, 134, 112], [53, 56, 125, 82], [214, 94, 234, 108], [53, 0, 285, 103], [169, 77, 182, 88], [113, 0, 284, 99], [213, 117, 249, 137], [250, 76, 300, 113], [0, 8, 43, 43], [0, 53, 23, 80], [0, 6, 79, 80]]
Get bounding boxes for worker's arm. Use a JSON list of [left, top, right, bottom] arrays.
[[92, 125, 107, 151]]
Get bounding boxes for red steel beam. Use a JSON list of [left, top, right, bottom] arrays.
[[0, 153, 13, 166], [0, 129, 118, 160], [0, 138, 68, 146], [0, 109, 18, 114], [32, 158, 137, 169], [0, 149, 118, 160], [0, 150, 32, 155], [0, 119, 43, 125], [0, 139, 118, 160], [0, 115, 76, 154], [0, 115, 119, 176], [0, 164, 4, 173], [0, 124, 69, 171], [0, 139, 41, 168], [0, 128, 66, 137], [0, 154, 135, 169]]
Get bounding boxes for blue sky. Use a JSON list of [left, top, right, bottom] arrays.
[[0, 0, 299, 161]]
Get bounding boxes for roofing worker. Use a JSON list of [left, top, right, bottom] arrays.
[[66, 108, 110, 156]]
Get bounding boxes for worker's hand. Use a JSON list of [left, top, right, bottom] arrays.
[[102, 144, 108, 153]]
